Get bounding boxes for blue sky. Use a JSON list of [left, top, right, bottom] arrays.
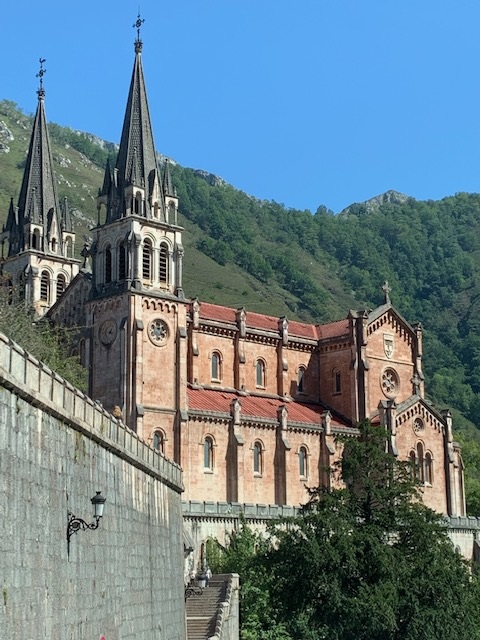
[[3, 1, 480, 213]]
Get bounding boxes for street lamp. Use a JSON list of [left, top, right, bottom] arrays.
[[67, 491, 106, 545]]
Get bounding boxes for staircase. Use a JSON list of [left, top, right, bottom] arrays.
[[186, 575, 229, 640]]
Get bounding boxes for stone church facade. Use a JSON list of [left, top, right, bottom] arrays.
[[1, 28, 466, 521]]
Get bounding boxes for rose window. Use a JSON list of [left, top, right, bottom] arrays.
[[413, 418, 425, 434], [148, 319, 168, 346], [381, 368, 399, 397]]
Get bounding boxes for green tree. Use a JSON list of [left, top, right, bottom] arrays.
[[217, 422, 480, 640], [0, 284, 87, 391]]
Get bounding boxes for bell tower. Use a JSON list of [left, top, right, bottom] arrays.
[[92, 15, 184, 299], [87, 16, 188, 449], [0, 59, 80, 315]]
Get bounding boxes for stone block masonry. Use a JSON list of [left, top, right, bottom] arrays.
[[0, 332, 186, 640]]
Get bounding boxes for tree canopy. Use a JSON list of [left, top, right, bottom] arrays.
[[211, 422, 480, 640]]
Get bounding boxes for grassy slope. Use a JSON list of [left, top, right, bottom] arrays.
[[3, 99, 480, 511]]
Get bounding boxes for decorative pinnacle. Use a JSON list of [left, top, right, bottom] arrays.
[[36, 58, 46, 98], [382, 280, 391, 304], [133, 11, 145, 52]]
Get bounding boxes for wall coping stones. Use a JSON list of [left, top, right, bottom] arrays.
[[182, 500, 299, 519], [0, 332, 183, 493]]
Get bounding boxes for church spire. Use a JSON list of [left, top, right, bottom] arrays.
[[13, 58, 63, 255], [102, 14, 164, 223]]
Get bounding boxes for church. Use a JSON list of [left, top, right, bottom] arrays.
[[0, 22, 466, 520]]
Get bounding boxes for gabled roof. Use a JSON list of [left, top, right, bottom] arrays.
[[367, 302, 416, 336], [187, 387, 349, 428], [395, 395, 446, 425]]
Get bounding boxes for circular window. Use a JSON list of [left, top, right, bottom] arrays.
[[381, 368, 399, 397], [148, 319, 169, 346], [413, 418, 425, 434]]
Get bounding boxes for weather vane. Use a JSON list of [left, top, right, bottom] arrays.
[[133, 11, 145, 41], [36, 58, 46, 94]]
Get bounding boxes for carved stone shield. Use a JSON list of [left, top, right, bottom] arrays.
[[384, 334, 394, 359]]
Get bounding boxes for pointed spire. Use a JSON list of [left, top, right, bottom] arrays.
[[61, 196, 74, 233], [163, 159, 174, 197], [10, 58, 62, 255], [105, 14, 164, 222], [99, 157, 112, 197]]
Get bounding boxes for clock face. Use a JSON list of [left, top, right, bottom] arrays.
[[148, 319, 169, 346], [99, 319, 117, 346]]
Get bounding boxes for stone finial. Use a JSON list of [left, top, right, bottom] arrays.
[[321, 410, 332, 436], [279, 316, 288, 346], [236, 307, 246, 338], [231, 398, 241, 424], [192, 298, 200, 329], [277, 405, 288, 430]]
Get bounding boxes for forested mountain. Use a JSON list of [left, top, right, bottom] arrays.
[[2, 99, 480, 511]]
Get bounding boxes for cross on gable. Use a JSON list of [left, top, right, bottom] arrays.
[[382, 280, 391, 304]]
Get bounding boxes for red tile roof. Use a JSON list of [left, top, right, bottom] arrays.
[[187, 388, 348, 428], [194, 302, 349, 343], [317, 318, 350, 340], [197, 302, 237, 324], [289, 320, 319, 339]]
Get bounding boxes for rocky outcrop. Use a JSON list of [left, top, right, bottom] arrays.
[[340, 190, 412, 216], [0, 120, 14, 153]]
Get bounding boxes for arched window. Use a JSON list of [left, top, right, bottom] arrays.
[[409, 450, 417, 478], [153, 430, 164, 453], [168, 201, 175, 222], [417, 442, 425, 483], [105, 245, 112, 283], [253, 441, 263, 475], [299, 446, 308, 478], [334, 369, 341, 394], [118, 242, 127, 280], [51, 238, 57, 253], [256, 359, 266, 388], [40, 271, 50, 302], [204, 436, 214, 470], [298, 366, 306, 393], [159, 243, 169, 284], [425, 452, 433, 485], [211, 352, 221, 381], [56, 273, 66, 301], [65, 237, 72, 258], [143, 239, 152, 280]]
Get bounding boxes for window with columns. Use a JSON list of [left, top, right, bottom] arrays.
[[56, 274, 66, 301], [118, 242, 127, 280], [159, 243, 168, 284], [143, 239, 152, 280], [40, 271, 50, 302], [105, 245, 112, 283]]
